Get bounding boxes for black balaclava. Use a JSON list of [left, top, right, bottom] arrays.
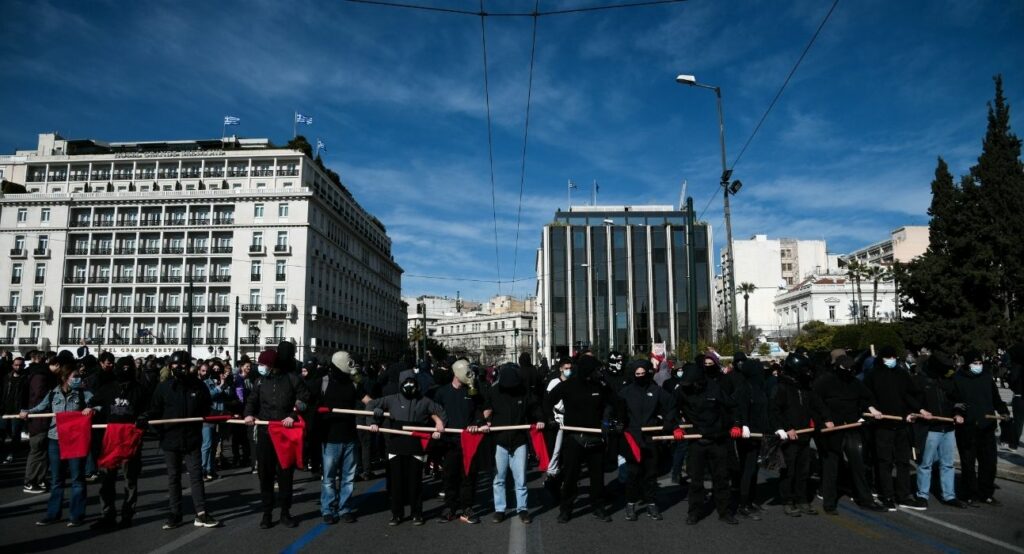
[[680, 362, 707, 394], [833, 355, 857, 380], [699, 355, 721, 380], [576, 355, 603, 381], [631, 360, 654, 387]]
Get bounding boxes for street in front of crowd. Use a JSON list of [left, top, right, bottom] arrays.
[[2, 439, 1022, 554]]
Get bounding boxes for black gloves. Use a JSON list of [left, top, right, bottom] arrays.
[[373, 408, 385, 421], [135, 417, 149, 431]]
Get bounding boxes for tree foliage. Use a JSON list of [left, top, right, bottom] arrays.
[[794, 320, 837, 351], [900, 76, 1024, 351]]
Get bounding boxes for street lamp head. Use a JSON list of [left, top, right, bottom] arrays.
[[729, 179, 743, 195], [675, 74, 698, 86]]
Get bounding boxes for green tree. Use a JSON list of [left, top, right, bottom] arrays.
[[794, 320, 837, 351], [757, 342, 771, 357], [845, 260, 865, 324]]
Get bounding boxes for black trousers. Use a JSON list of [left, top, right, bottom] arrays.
[[231, 424, 251, 464], [956, 425, 997, 500], [686, 440, 731, 517], [874, 425, 912, 501], [388, 455, 424, 518], [559, 435, 605, 515], [624, 446, 658, 504], [165, 449, 206, 517], [779, 441, 812, 505], [441, 441, 477, 513], [256, 429, 294, 514], [736, 438, 761, 506], [821, 431, 871, 509], [1008, 397, 1024, 449], [99, 449, 142, 520]]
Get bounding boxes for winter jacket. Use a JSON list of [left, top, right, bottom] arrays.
[[89, 378, 146, 424], [244, 371, 311, 422], [674, 366, 737, 440], [863, 362, 922, 423], [771, 375, 827, 443], [433, 382, 485, 443], [485, 385, 542, 450], [317, 370, 367, 444], [953, 367, 1008, 430], [813, 372, 875, 425], [366, 393, 445, 456], [145, 375, 212, 452], [1, 371, 27, 414], [27, 385, 93, 440], [618, 381, 675, 447], [544, 376, 620, 430], [24, 363, 57, 436]]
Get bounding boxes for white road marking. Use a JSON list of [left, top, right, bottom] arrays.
[[897, 507, 1024, 553]]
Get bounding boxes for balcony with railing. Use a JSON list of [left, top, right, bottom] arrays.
[[208, 337, 228, 345], [19, 337, 39, 345], [212, 216, 234, 225], [186, 245, 208, 254], [203, 168, 224, 178], [165, 217, 186, 226], [134, 305, 156, 313], [279, 168, 299, 176], [250, 273, 261, 281], [160, 275, 183, 283], [188, 217, 210, 226], [252, 168, 274, 177], [240, 304, 262, 312], [0, 306, 19, 314], [185, 274, 207, 283], [70, 219, 91, 228], [0, 336, 14, 345], [21, 305, 43, 314], [92, 247, 112, 256], [138, 246, 160, 254], [273, 244, 291, 255], [88, 276, 110, 284], [264, 337, 285, 345], [94, 219, 115, 227], [85, 305, 109, 313], [248, 244, 265, 255], [159, 305, 181, 313], [34, 276, 45, 284], [209, 305, 230, 313], [227, 168, 248, 177], [109, 306, 133, 313], [163, 246, 185, 255], [275, 273, 287, 282], [137, 275, 158, 283], [140, 218, 162, 227], [240, 337, 259, 345], [91, 172, 111, 181], [117, 218, 139, 227], [210, 246, 233, 254], [184, 304, 206, 313], [107, 338, 130, 345], [10, 248, 26, 257], [133, 337, 155, 345], [209, 274, 231, 283], [65, 276, 86, 284], [64, 305, 85, 313], [266, 304, 289, 312], [68, 247, 89, 255], [27, 172, 46, 182], [114, 247, 136, 255]]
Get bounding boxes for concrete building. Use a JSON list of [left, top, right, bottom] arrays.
[[0, 133, 404, 362], [433, 310, 535, 366], [535, 205, 714, 362], [773, 273, 898, 336], [727, 235, 836, 337], [842, 226, 930, 266]]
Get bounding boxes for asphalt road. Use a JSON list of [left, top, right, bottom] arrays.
[[2, 439, 1024, 554]]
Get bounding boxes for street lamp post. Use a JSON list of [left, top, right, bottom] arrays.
[[676, 73, 740, 354]]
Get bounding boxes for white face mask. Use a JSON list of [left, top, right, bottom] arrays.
[[969, 363, 983, 375], [257, 364, 269, 376], [883, 358, 897, 369]]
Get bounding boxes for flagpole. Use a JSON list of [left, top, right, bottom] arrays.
[[293, 111, 297, 138], [567, 179, 572, 209], [315, 138, 320, 158], [592, 179, 597, 205]]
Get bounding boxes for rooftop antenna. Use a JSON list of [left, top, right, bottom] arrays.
[[678, 179, 688, 210]]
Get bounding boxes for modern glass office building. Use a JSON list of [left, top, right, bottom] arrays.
[[535, 205, 713, 361]]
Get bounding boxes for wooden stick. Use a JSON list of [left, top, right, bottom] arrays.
[[403, 426, 463, 434], [985, 414, 1008, 421], [821, 421, 863, 433], [862, 412, 904, 422], [319, 408, 391, 417], [925, 415, 956, 423], [640, 424, 693, 431], [2, 413, 54, 419], [357, 424, 428, 437], [652, 434, 704, 441], [794, 427, 816, 435], [560, 425, 603, 434]]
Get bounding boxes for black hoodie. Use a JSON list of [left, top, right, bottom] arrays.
[[813, 369, 875, 426], [674, 363, 736, 440], [953, 365, 1008, 430], [771, 373, 827, 441], [863, 358, 921, 422]]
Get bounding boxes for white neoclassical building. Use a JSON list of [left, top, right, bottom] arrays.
[[0, 133, 404, 362], [773, 274, 897, 336]]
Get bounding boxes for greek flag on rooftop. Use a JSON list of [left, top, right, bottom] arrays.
[[224, 116, 240, 125], [295, 113, 313, 125]]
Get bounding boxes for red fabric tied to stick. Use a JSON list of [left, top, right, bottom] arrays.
[[411, 431, 432, 451], [622, 431, 642, 462], [98, 423, 144, 469], [528, 424, 550, 473], [460, 431, 485, 476], [267, 417, 305, 469], [56, 411, 92, 460], [203, 415, 234, 423]]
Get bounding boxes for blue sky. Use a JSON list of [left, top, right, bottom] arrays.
[[2, 0, 1022, 302]]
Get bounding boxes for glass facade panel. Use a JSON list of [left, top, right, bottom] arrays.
[[591, 228, 608, 357], [571, 227, 589, 352], [651, 230, 670, 345], [631, 229, 649, 355], [548, 227, 567, 357], [611, 228, 628, 353]]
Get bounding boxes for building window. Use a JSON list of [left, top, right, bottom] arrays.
[[14, 236, 25, 251], [34, 263, 46, 284], [273, 321, 284, 339], [11, 264, 22, 284], [254, 203, 264, 218], [278, 203, 289, 218], [828, 305, 836, 321], [40, 208, 51, 223], [252, 231, 263, 247], [16, 208, 27, 223], [276, 231, 288, 247], [249, 289, 260, 304], [275, 289, 285, 304], [276, 260, 286, 281], [251, 261, 262, 281], [38, 236, 48, 251]]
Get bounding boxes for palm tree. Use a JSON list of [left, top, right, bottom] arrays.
[[846, 260, 866, 323], [737, 282, 757, 353], [866, 265, 893, 320]]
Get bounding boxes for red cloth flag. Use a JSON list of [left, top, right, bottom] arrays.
[[203, 415, 234, 423], [460, 431, 485, 476], [622, 431, 642, 463], [411, 431, 432, 451], [98, 423, 144, 469], [268, 418, 305, 469], [56, 411, 92, 460], [528, 424, 550, 472]]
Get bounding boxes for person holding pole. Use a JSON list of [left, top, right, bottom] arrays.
[[911, 351, 967, 509], [953, 350, 1009, 506], [772, 353, 829, 517], [144, 351, 221, 530]]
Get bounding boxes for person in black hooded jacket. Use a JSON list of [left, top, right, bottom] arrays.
[[814, 355, 886, 514], [733, 355, 771, 518], [953, 350, 1009, 506], [863, 345, 924, 511], [911, 351, 967, 509], [675, 356, 738, 525], [544, 354, 621, 524], [772, 353, 829, 517], [618, 360, 675, 521]]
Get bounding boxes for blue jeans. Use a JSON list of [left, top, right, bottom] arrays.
[[47, 439, 86, 522], [493, 444, 528, 513], [201, 424, 219, 474], [917, 430, 956, 501], [321, 442, 357, 516]]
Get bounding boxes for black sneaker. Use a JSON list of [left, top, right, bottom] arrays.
[[23, 483, 46, 494], [719, 513, 739, 525], [647, 504, 663, 521], [280, 511, 297, 528], [624, 503, 638, 521], [981, 497, 1001, 507], [784, 504, 802, 517], [882, 499, 897, 512], [592, 509, 612, 522], [66, 520, 84, 528], [491, 512, 506, 524], [941, 498, 969, 509], [323, 514, 338, 525], [259, 513, 273, 529], [899, 497, 928, 511], [388, 516, 402, 526], [856, 500, 887, 512], [737, 506, 762, 520], [163, 516, 183, 530], [438, 508, 456, 523], [556, 511, 570, 524], [518, 511, 532, 524], [411, 516, 425, 526], [194, 512, 221, 528], [36, 517, 60, 526], [341, 513, 356, 523], [799, 503, 818, 515]]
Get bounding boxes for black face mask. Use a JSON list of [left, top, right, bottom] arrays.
[[634, 373, 652, 387], [401, 383, 419, 398], [836, 365, 855, 379]]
